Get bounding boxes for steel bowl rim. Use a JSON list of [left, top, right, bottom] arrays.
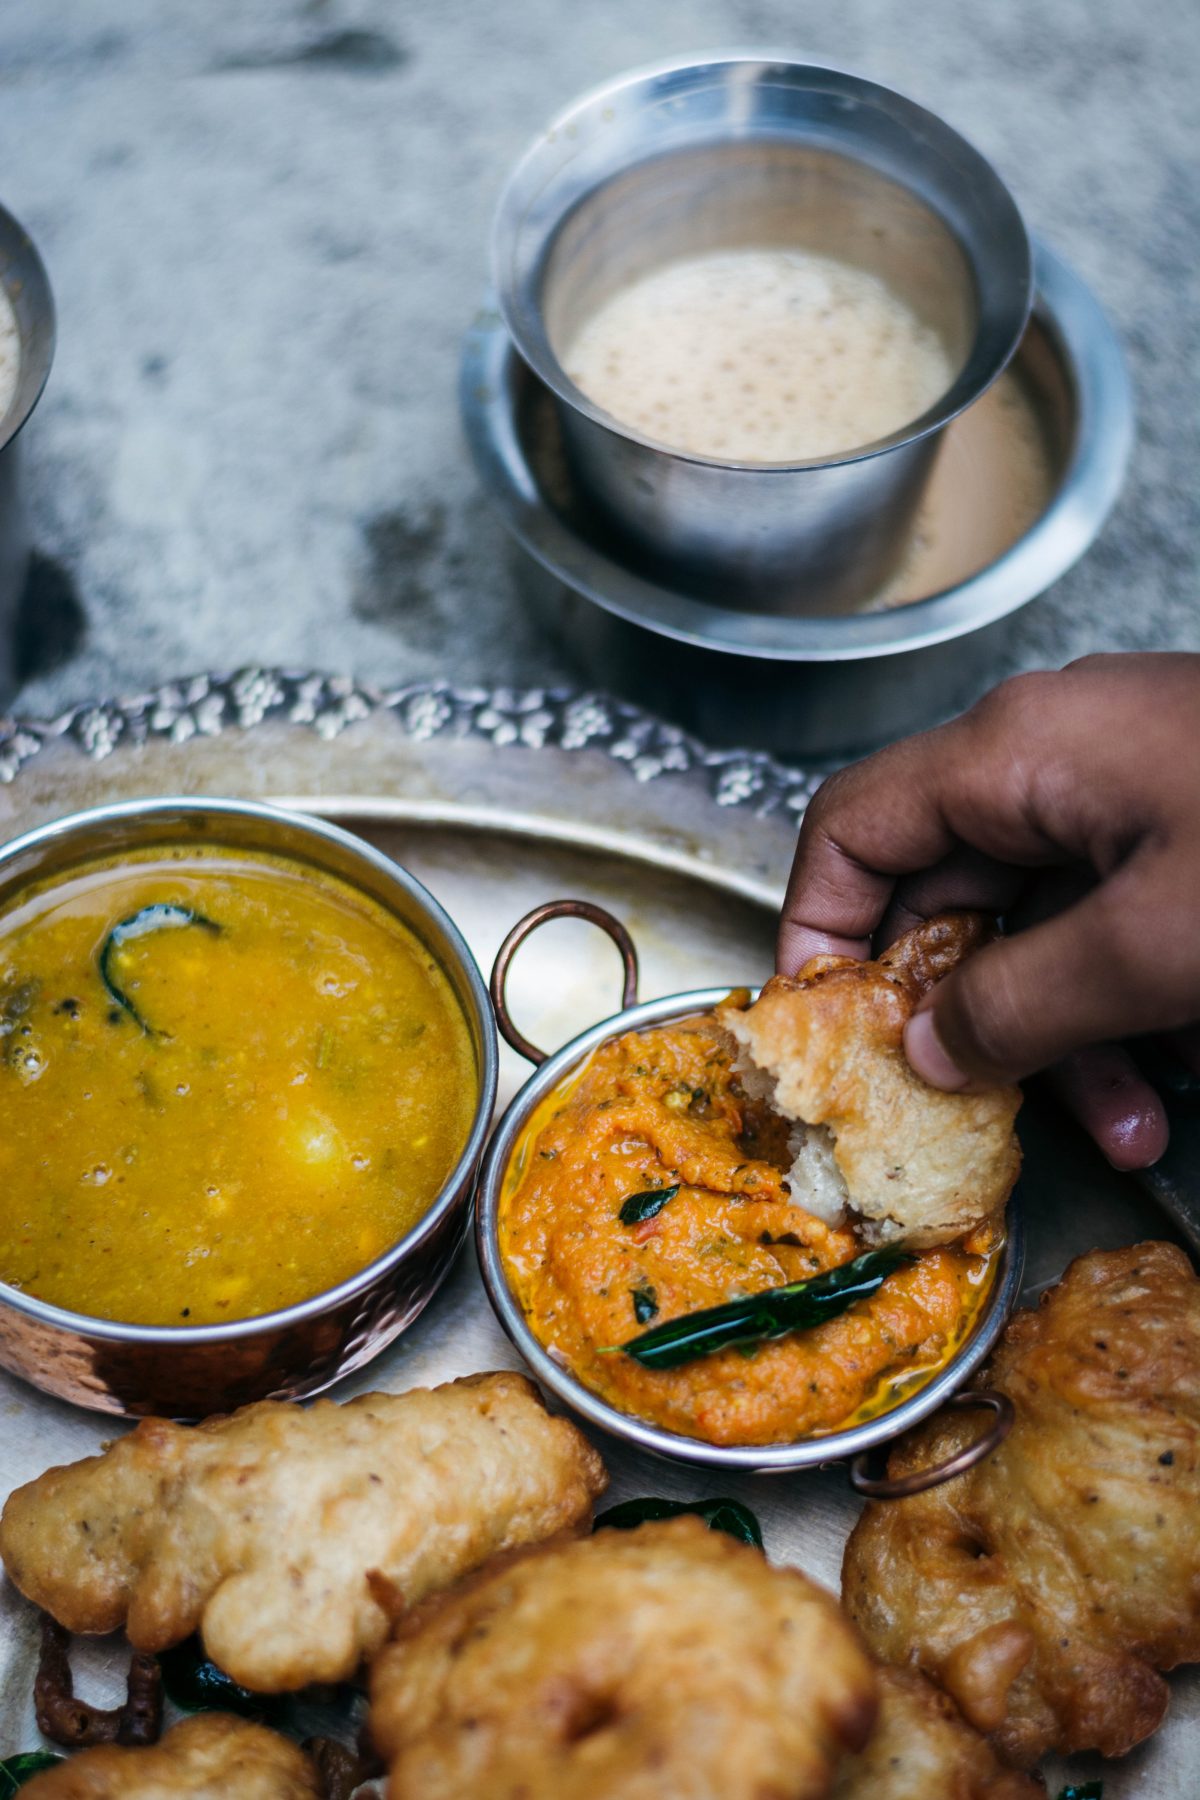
[[492, 51, 1032, 476], [0, 195, 56, 455], [476, 984, 1025, 1472], [0, 794, 499, 1347], [462, 235, 1133, 661]]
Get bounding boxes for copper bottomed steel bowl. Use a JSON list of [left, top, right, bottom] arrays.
[[476, 901, 1024, 1495], [0, 797, 498, 1417]]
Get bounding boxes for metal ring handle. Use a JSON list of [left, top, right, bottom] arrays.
[[848, 1389, 1014, 1499], [490, 900, 640, 1067]]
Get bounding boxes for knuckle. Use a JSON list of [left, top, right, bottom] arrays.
[[801, 744, 914, 854], [968, 670, 1059, 744], [798, 779, 836, 836], [1062, 651, 1111, 679], [801, 767, 857, 832]]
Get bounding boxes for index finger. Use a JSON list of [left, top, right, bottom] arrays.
[[775, 815, 896, 969], [777, 738, 956, 970], [776, 689, 1071, 973]]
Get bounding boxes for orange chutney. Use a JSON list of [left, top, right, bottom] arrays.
[[0, 847, 476, 1326], [499, 1010, 1001, 1446]]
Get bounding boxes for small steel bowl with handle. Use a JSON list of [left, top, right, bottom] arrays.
[[476, 899, 1024, 1496], [0, 796, 498, 1418]]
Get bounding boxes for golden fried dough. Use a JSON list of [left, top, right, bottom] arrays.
[[370, 1516, 877, 1800], [20, 1713, 319, 1798], [0, 1371, 606, 1693], [721, 913, 1021, 1247], [832, 1668, 1042, 1798], [843, 1242, 1200, 1767]]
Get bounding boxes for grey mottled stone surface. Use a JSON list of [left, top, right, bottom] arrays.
[[1, 0, 1197, 733]]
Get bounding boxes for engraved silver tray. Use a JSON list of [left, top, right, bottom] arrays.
[[0, 670, 1193, 1795]]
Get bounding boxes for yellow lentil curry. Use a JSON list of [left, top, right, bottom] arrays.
[[0, 847, 476, 1325], [499, 1011, 1001, 1446]]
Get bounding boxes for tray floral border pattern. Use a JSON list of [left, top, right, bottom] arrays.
[[0, 670, 821, 818]]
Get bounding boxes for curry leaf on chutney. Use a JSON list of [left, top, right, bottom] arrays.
[[99, 905, 222, 1036], [618, 1184, 679, 1226], [595, 1495, 764, 1549], [630, 1283, 659, 1324], [620, 1248, 913, 1369]]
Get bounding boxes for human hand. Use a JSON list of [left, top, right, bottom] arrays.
[[778, 653, 1200, 1169]]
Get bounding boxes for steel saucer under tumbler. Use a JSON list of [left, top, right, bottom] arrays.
[[492, 55, 1033, 615]]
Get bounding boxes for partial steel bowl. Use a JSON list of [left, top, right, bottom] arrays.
[[493, 54, 1032, 614], [476, 900, 1025, 1486], [0, 797, 498, 1417], [0, 199, 56, 705]]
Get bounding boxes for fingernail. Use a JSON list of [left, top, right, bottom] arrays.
[[1101, 1107, 1170, 1172], [905, 1010, 970, 1091], [777, 928, 869, 974]]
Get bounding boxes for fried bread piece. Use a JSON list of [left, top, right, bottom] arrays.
[[720, 913, 1021, 1247], [0, 1371, 606, 1693], [843, 1242, 1200, 1767], [832, 1668, 1043, 1798], [20, 1713, 320, 1798], [370, 1516, 877, 1800]]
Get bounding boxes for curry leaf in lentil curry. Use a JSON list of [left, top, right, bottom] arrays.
[[99, 903, 222, 1036]]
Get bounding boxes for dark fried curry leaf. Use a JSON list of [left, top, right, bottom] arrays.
[[618, 1184, 679, 1226], [620, 1248, 912, 1369], [594, 1496, 764, 1549]]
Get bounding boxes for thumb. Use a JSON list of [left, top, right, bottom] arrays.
[[903, 881, 1183, 1089]]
